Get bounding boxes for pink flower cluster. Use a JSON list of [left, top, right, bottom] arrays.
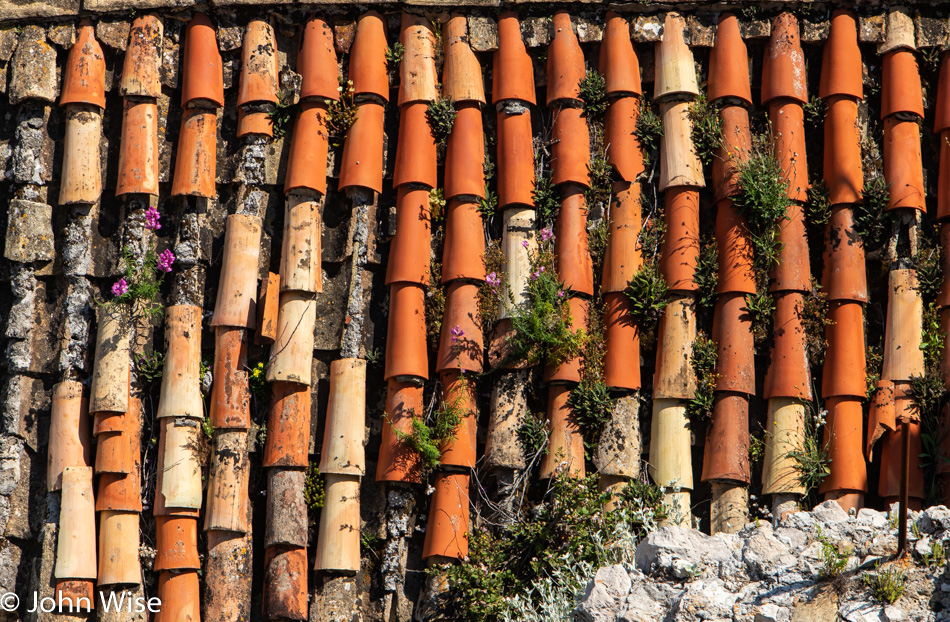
[[145, 207, 162, 231], [157, 249, 176, 273], [112, 278, 128, 297]]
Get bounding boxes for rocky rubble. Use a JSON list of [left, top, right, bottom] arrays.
[[577, 502, 950, 622]]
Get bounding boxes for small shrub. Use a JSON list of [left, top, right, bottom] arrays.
[[108, 246, 173, 320], [578, 70, 608, 119], [623, 263, 670, 328], [478, 190, 499, 220], [532, 173, 559, 228], [745, 289, 775, 350], [789, 403, 830, 497], [803, 95, 826, 126], [914, 245, 942, 304], [695, 239, 718, 311], [635, 101, 663, 169], [479, 241, 504, 336], [429, 187, 447, 226], [854, 177, 891, 247], [733, 135, 789, 272], [426, 258, 446, 345], [518, 410, 549, 458], [248, 361, 269, 402], [802, 281, 831, 368], [268, 91, 295, 139], [427, 97, 457, 146], [567, 380, 612, 448], [921, 303, 946, 374], [806, 178, 832, 227], [815, 527, 851, 579], [688, 93, 723, 168], [385, 42, 405, 68], [201, 417, 215, 440], [863, 564, 906, 604], [585, 125, 612, 212], [393, 381, 466, 470], [136, 350, 165, 384], [326, 78, 357, 147], [505, 237, 586, 368], [866, 344, 883, 400], [687, 332, 718, 421], [922, 540, 947, 567]]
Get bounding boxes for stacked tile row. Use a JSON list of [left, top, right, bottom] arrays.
[[647, 13, 704, 527], [868, 10, 928, 511], [151, 13, 224, 620], [52, 21, 107, 608], [816, 11, 872, 514], [596, 12, 644, 501], [936, 51, 950, 504]]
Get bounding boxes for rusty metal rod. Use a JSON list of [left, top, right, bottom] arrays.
[[897, 420, 910, 557]]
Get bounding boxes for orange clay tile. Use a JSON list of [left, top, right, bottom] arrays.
[[319, 359, 367, 476], [155, 571, 201, 622], [236, 108, 273, 138], [879, 425, 924, 502], [882, 268, 925, 381], [442, 15, 485, 104], [555, 186, 594, 296], [604, 97, 644, 183], [653, 13, 699, 101], [210, 327, 250, 429], [350, 12, 389, 101], [817, 397, 869, 495], [819, 11, 863, 101], [60, 21, 105, 109], [204, 430, 250, 533], [822, 206, 868, 303], [769, 201, 811, 293], [763, 292, 812, 400], [59, 105, 103, 206], [298, 17, 339, 102], [256, 272, 280, 345], [56, 580, 94, 611], [715, 199, 755, 295], [384, 283, 429, 380], [544, 297, 588, 384], [280, 196, 322, 294], [444, 103, 486, 200], [96, 398, 141, 511], [881, 49, 924, 119], [263, 546, 308, 619], [181, 14, 224, 108], [398, 13, 439, 106], [546, 12, 584, 105], [551, 106, 591, 187], [157, 305, 204, 420], [89, 304, 130, 414], [701, 392, 750, 484], [653, 295, 698, 400], [171, 108, 217, 198], [658, 100, 704, 190], [540, 384, 586, 479], [55, 466, 97, 580], [211, 214, 261, 329], [496, 107, 535, 208], [338, 102, 385, 194], [438, 371, 477, 468], [761, 13, 807, 105], [441, 199, 486, 282], [262, 381, 310, 468], [377, 380, 423, 483], [823, 96, 863, 205], [437, 282, 484, 374], [660, 187, 700, 293], [284, 102, 330, 197], [422, 471, 470, 561], [713, 105, 751, 202], [603, 291, 641, 391], [712, 293, 755, 395], [263, 470, 307, 548], [602, 181, 642, 293], [937, 54, 950, 134], [883, 116, 926, 212], [154, 516, 201, 571], [867, 379, 896, 460], [393, 102, 438, 188], [98, 510, 141, 586], [822, 301, 868, 398], [95, 426, 133, 475], [237, 20, 278, 106], [48, 382, 90, 492], [120, 15, 162, 98], [314, 474, 360, 572], [386, 186, 432, 286], [768, 100, 809, 202], [116, 100, 159, 197], [708, 13, 752, 105], [152, 427, 200, 518], [493, 12, 536, 105], [939, 130, 950, 221], [599, 13, 640, 97]]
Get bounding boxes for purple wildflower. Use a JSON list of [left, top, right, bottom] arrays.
[[522, 240, 529, 249], [112, 278, 129, 297], [558, 290, 565, 299], [540, 227, 554, 242], [451, 324, 465, 344], [145, 206, 162, 231], [157, 249, 176, 273], [486, 272, 501, 291]]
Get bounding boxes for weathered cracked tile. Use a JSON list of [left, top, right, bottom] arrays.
[[0, 0, 78, 21], [860, 14, 887, 43], [96, 19, 131, 50], [0, 27, 19, 60], [467, 15, 497, 52], [4, 199, 54, 263], [9, 26, 57, 104]]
